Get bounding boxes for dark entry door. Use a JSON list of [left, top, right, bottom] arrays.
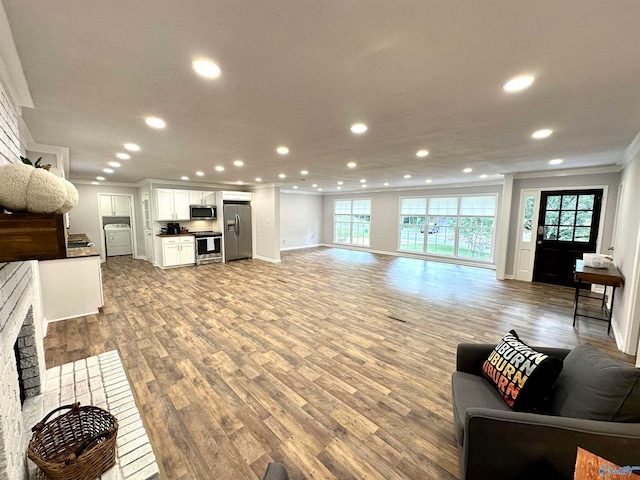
[[533, 189, 603, 287]]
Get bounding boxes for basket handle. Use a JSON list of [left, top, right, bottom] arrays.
[[32, 402, 81, 432], [64, 427, 117, 465]]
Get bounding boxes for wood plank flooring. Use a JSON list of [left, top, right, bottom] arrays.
[[43, 248, 635, 479]]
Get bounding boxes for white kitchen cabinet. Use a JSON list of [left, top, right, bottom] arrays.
[[156, 189, 191, 221], [99, 195, 130, 217], [188, 190, 216, 206], [158, 236, 195, 268], [39, 255, 104, 322]]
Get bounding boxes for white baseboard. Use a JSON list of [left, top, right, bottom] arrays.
[[253, 255, 282, 263], [280, 243, 322, 251]]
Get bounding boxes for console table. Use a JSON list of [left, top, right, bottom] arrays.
[[573, 259, 623, 334]]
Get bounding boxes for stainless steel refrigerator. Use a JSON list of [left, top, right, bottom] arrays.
[[223, 202, 252, 261]]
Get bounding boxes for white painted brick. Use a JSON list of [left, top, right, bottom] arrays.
[[119, 442, 154, 467], [117, 418, 144, 438], [129, 463, 159, 480], [61, 363, 74, 375], [121, 452, 156, 478]]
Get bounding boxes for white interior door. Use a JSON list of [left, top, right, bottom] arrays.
[[515, 189, 540, 281]]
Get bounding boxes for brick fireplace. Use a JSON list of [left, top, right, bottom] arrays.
[[0, 261, 47, 480]]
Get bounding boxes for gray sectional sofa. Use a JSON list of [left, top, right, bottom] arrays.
[[452, 342, 640, 480]]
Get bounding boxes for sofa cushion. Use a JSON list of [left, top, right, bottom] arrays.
[[552, 343, 640, 422], [451, 371, 512, 445], [481, 330, 563, 411]]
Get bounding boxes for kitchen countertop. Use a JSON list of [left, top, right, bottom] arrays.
[[66, 233, 100, 258], [156, 233, 194, 237]]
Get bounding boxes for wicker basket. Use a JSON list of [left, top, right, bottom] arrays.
[[28, 403, 118, 480]]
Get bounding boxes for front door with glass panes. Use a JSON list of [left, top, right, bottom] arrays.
[[532, 189, 603, 287]]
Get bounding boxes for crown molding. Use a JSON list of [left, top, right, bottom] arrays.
[[617, 129, 640, 169], [0, 3, 33, 109], [512, 164, 621, 180]]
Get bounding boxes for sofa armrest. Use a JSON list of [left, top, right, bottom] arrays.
[[462, 408, 640, 480], [456, 344, 571, 376]]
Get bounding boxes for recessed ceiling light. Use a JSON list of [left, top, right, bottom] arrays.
[[416, 150, 429, 157], [425, 179, 432, 183], [234, 160, 244, 167], [215, 165, 224, 172], [300, 170, 308, 175], [384, 182, 389, 186], [532, 129, 553, 139], [480, 174, 488, 179], [103, 168, 114, 173], [108, 161, 121, 168], [277, 146, 289, 155], [312, 184, 318, 188], [293, 186, 298, 189], [549, 158, 564, 165], [96, 176, 105, 181], [145, 117, 166, 129], [463, 168, 473, 173], [255, 177, 262, 182], [404, 174, 411, 179], [362, 184, 367, 188], [181, 176, 189, 181], [124, 143, 140, 152], [337, 187, 342, 190], [237, 181, 243, 185], [503, 75, 535, 92], [337, 181, 343, 185], [278, 173, 286, 179], [351, 123, 368, 134], [360, 179, 366, 183], [91, 181, 99, 185], [318, 188, 323, 192], [195, 171, 204, 176], [192, 59, 221, 79], [116, 153, 130, 160], [347, 162, 357, 168]]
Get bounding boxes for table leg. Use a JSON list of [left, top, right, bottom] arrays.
[[608, 286, 617, 335], [573, 281, 581, 327]]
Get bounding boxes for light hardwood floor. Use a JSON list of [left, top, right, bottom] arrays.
[[44, 248, 634, 479]]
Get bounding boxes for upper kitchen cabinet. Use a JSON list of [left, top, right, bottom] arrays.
[[156, 189, 190, 221], [189, 191, 216, 206], [99, 194, 130, 217]]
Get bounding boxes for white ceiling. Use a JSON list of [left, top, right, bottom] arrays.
[[4, 1, 640, 192]]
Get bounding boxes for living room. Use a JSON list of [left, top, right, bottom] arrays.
[[1, 2, 640, 479]]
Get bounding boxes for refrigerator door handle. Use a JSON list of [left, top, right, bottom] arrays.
[[235, 213, 240, 236]]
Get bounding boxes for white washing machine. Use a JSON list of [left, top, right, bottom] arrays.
[[104, 224, 133, 256]]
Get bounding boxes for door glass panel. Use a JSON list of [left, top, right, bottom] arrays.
[[561, 195, 577, 210], [545, 211, 559, 225], [560, 211, 576, 226], [577, 195, 595, 210], [559, 226, 574, 241], [576, 211, 592, 226], [574, 227, 591, 242], [546, 195, 561, 210], [522, 195, 535, 242], [543, 226, 558, 240]]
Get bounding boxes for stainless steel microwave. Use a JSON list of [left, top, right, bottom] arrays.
[[190, 205, 216, 220]]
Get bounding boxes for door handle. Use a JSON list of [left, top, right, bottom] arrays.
[[235, 214, 240, 236], [537, 241, 542, 245], [537, 226, 544, 235]]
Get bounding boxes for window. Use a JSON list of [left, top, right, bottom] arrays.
[[542, 193, 595, 242], [399, 195, 497, 261], [334, 199, 371, 246]]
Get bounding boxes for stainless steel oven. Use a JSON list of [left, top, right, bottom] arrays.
[[192, 231, 222, 265]]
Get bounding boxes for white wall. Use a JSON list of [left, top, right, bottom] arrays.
[[253, 187, 281, 262], [612, 149, 640, 356], [505, 171, 621, 277], [280, 192, 323, 249]]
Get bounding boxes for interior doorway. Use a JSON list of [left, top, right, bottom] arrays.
[[532, 189, 603, 287]]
